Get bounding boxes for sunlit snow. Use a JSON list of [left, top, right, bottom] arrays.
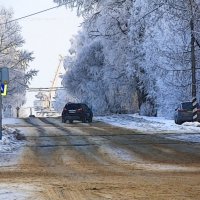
[[95, 114, 200, 143]]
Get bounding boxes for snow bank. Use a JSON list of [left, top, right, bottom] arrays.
[[0, 126, 25, 153], [182, 122, 200, 127], [95, 114, 200, 143], [95, 114, 200, 133], [95, 114, 200, 134]]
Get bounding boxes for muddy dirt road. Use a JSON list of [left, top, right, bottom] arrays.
[[1, 117, 200, 199]]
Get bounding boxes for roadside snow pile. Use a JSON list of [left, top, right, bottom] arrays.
[[182, 122, 200, 127], [95, 114, 200, 143], [95, 114, 200, 134], [0, 126, 25, 153]]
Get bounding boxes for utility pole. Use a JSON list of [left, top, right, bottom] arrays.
[[0, 67, 9, 140], [190, 4, 198, 121], [0, 70, 2, 140], [30, 107, 33, 115], [16, 107, 20, 118]]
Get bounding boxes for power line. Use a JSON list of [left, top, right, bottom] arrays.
[[0, 3, 67, 25]]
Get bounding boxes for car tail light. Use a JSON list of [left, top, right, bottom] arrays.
[[77, 108, 83, 112], [63, 108, 67, 111], [197, 109, 200, 112]]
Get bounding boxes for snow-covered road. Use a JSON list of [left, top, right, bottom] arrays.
[[0, 117, 199, 200], [2, 114, 200, 153]]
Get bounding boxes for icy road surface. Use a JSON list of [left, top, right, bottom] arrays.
[[0, 117, 199, 200]]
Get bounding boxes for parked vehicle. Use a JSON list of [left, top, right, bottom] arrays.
[[174, 102, 200, 125], [62, 103, 93, 123]]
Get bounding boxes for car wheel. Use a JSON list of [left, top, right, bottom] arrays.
[[69, 120, 73, 123], [175, 119, 182, 125], [82, 116, 86, 123], [62, 118, 66, 123], [88, 117, 92, 123]]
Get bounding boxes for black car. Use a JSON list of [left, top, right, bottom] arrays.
[[62, 103, 93, 123], [174, 101, 200, 124]]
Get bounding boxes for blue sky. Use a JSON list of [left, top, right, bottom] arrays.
[[0, 0, 82, 106]]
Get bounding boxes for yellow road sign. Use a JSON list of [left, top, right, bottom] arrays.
[[1, 84, 8, 96]]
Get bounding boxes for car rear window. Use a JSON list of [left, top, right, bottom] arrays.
[[66, 104, 82, 110], [182, 102, 199, 110]]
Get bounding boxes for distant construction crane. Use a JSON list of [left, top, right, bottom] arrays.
[[30, 55, 64, 116], [49, 55, 64, 110]]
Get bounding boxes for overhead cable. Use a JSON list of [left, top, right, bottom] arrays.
[[0, 3, 67, 25]]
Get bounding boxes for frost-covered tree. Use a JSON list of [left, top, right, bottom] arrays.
[[62, 38, 108, 114], [161, 0, 200, 113], [54, 0, 101, 16], [0, 7, 37, 117], [54, 0, 200, 117], [128, 0, 200, 117], [54, 0, 139, 114]]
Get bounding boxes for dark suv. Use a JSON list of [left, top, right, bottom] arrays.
[[62, 103, 93, 123], [174, 102, 200, 124]]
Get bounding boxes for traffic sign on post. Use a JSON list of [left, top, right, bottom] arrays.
[[0, 67, 9, 140], [1, 83, 8, 96], [1, 84, 4, 93]]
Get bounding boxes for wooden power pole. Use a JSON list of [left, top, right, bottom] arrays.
[[190, 17, 198, 121]]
